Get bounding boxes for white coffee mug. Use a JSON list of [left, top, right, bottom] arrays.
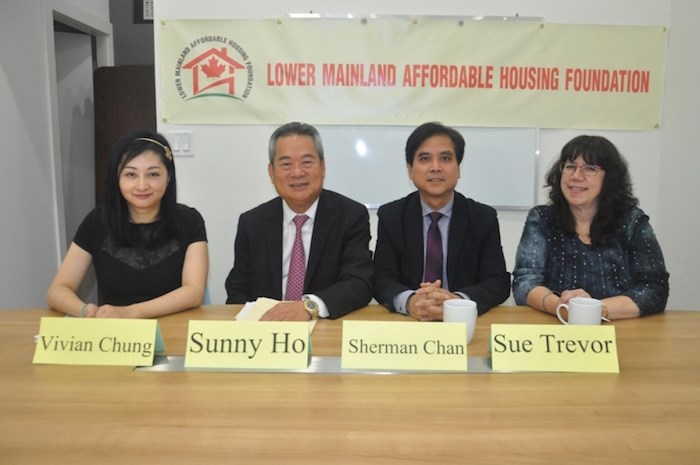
[[556, 297, 603, 325], [443, 299, 478, 344]]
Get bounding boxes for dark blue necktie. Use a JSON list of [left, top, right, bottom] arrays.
[[424, 212, 443, 284]]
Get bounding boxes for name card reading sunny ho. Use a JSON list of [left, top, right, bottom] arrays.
[[490, 324, 619, 373], [33, 317, 162, 366], [184, 320, 311, 370], [341, 321, 468, 372]]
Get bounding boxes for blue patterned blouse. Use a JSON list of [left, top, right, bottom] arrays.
[[512, 205, 669, 316]]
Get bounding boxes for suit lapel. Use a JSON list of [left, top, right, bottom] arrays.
[[306, 190, 332, 286], [447, 193, 469, 280], [266, 199, 284, 297], [405, 193, 426, 284]]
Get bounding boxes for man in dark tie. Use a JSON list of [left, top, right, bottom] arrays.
[[225, 122, 374, 320], [373, 122, 510, 320]]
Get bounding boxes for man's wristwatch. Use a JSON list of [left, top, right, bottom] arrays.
[[302, 295, 319, 319]]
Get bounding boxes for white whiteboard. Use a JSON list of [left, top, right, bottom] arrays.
[[321, 126, 539, 210]]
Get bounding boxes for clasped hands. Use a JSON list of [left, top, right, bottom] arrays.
[[559, 289, 591, 304], [81, 303, 141, 318], [407, 280, 462, 321]]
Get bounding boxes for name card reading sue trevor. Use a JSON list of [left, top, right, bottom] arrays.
[[490, 324, 619, 373], [184, 320, 311, 370], [341, 321, 468, 372], [33, 317, 161, 366]]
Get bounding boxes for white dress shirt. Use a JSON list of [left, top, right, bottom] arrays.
[[281, 199, 329, 318]]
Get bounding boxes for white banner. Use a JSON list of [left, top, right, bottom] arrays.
[[159, 18, 667, 130]]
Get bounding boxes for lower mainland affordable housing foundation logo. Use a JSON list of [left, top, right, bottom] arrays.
[[173, 36, 254, 101]]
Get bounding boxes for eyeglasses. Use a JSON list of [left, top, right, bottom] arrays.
[[560, 162, 601, 177]]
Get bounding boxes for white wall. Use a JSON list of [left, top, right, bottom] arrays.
[[655, 0, 700, 310], [155, 0, 698, 310], [0, 0, 110, 309]]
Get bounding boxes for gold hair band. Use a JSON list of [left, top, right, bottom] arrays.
[[136, 137, 173, 161]]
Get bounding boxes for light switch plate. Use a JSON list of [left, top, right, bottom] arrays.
[[167, 131, 194, 157]]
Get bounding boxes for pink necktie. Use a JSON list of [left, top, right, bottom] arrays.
[[424, 211, 443, 284], [285, 214, 309, 301]]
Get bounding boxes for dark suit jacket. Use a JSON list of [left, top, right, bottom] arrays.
[[225, 189, 374, 319], [373, 191, 510, 315]]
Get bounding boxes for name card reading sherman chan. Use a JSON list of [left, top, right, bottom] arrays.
[[33, 317, 159, 366], [184, 320, 311, 370], [341, 321, 468, 372], [490, 324, 619, 373]]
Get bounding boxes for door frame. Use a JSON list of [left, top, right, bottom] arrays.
[[42, 0, 113, 262]]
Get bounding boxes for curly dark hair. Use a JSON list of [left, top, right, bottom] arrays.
[[544, 135, 638, 245]]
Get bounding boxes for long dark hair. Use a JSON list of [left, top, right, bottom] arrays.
[[544, 135, 638, 245], [103, 130, 178, 246]]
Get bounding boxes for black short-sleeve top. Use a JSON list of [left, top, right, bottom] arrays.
[[73, 204, 207, 306]]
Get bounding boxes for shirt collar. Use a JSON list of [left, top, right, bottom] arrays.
[[282, 197, 319, 225], [420, 193, 454, 218]]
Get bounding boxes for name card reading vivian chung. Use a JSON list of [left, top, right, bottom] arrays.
[[184, 320, 311, 370], [341, 321, 468, 372], [33, 317, 159, 366], [490, 324, 619, 373]]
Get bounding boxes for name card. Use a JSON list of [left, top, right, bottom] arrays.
[[33, 317, 161, 366], [490, 324, 619, 373], [341, 321, 468, 372], [184, 320, 311, 370]]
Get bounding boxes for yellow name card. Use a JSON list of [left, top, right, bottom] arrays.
[[490, 324, 619, 373], [341, 321, 468, 372], [184, 320, 311, 370], [33, 317, 159, 366]]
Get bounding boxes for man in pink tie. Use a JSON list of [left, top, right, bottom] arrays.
[[373, 122, 510, 321], [225, 122, 374, 320]]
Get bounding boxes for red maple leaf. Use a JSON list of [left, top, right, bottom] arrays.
[[202, 57, 226, 78]]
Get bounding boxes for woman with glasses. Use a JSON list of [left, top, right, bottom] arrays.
[[46, 130, 209, 318], [512, 135, 668, 320]]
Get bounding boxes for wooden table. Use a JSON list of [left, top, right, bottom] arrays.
[[1, 306, 699, 464]]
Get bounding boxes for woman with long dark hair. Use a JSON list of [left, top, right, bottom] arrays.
[[512, 135, 668, 320], [47, 130, 208, 318]]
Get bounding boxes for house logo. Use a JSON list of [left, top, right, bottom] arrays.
[[174, 37, 253, 101]]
